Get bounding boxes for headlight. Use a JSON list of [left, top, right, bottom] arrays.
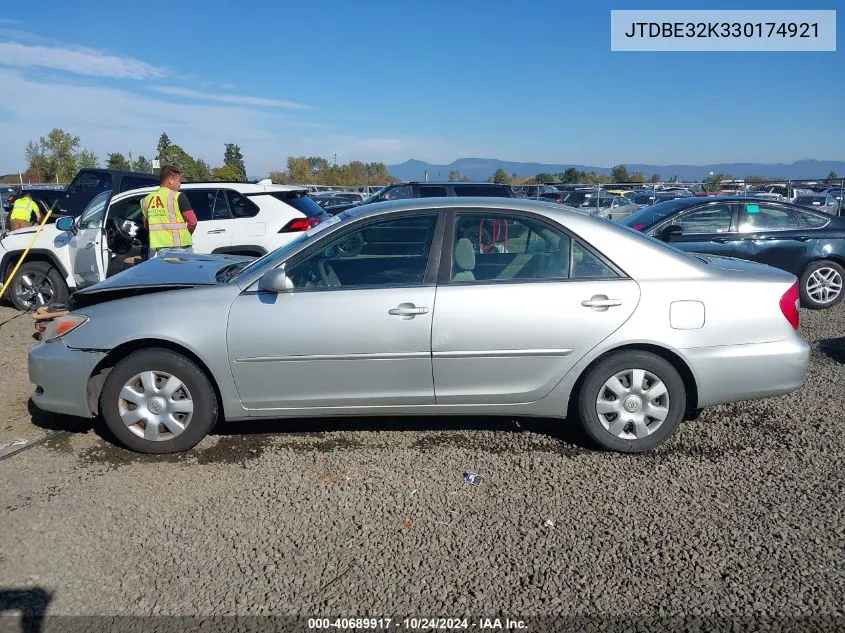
[[42, 314, 88, 342]]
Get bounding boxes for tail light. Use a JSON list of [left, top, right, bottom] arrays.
[[280, 217, 322, 233], [633, 224, 644, 231], [779, 281, 800, 330]]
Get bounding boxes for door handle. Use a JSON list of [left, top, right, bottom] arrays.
[[85, 242, 95, 249], [710, 237, 733, 244], [388, 303, 429, 319], [207, 229, 226, 234], [581, 295, 621, 311]]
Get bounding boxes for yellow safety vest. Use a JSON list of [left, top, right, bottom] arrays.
[[10, 197, 39, 222], [141, 186, 192, 249]]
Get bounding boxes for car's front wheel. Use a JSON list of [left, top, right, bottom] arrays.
[[7, 260, 69, 311], [99, 349, 218, 453], [799, 260, 845, 310], [576, 350, 686, 453]]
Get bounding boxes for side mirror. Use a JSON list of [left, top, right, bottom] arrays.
[[56, 216, 75, 233], [661, 224, 683, 241], [258, 268, 294, 293]]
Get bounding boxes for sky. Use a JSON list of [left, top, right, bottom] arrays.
[[0, 0, 842, 177]]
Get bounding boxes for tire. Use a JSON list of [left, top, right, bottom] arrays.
[[7, 260, 69, 311], [99, 348, 219, 454], [576, 351, 686, 453], [799, 260, 845, 310]]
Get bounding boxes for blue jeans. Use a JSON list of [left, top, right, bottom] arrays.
[[152, 245, 194, 258]]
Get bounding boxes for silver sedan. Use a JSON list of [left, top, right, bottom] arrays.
[[29, 198, 811, 454]]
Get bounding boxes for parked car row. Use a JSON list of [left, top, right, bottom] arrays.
[[620, 197, 845, 310], [0, 181, 330, 310]]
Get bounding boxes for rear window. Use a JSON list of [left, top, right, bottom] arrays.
[[264, 191, 326, 217], [796, 210, 830, 228], [619, 199, 699, 229], [453, 185, 513, 197]]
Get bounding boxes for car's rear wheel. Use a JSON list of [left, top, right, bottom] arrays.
[[7, 260, 69, 311], [800, 260, 845, 310], [576, 350, 686, 453], [99, 349, 218, 454]]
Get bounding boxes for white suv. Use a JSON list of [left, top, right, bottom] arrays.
[[0, 182, 330, 311]]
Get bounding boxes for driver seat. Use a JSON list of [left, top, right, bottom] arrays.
[[453, 238, 476, 282]]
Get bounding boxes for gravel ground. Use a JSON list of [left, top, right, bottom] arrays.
[[0, 303, 843, 631]]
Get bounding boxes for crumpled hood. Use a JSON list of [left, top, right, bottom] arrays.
[[74, 252, 254, 295]]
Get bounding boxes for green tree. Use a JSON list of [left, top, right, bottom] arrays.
[[211, 163, 245, 181], [560, 167, 581, 183], [192, 159, 212, 181], [77, 149, 98, 170], [156, 132, 171, 157], [26, 128, 82, 182], [25, 140, 51, 182], [827, 170, 840, 182], [535, 172, 558, 183], [745, 175, 768, 184], [134, 155, 152, 173], [610, 164, 630, 183], [268, 169, 289, 184], [223, 143, 246, 179], [492, 168, 509, 184], [107, 152, 131, 170], [158, 144, 195, 178], [704, 172, 731, 192], [630, 171, 645, 183], [649, 173, 661, 183], [366, 162, 393, 184], [286, 156, 314, 183]]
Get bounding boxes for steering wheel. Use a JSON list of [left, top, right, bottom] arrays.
[[336, 233, 365, 257], [105, 218, 137, 255]]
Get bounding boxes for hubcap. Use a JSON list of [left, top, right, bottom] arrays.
[[117, 371, 194, 441], [15, 272, 54, 309], [806, 267, 843, 305], [595, 368, 670, 440]]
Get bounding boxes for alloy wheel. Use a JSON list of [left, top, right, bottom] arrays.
[[15, 272, 55, 309], [806, 267, 843, 305]]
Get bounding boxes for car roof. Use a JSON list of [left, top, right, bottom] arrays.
[[335, 196, 592, 222], [115, 182, 308, 197], [389, 181, 512, 186]]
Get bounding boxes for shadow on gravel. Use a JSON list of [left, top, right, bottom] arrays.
[[818, 337, 845, 363], [0, 587, 51, 633], [213, 415, 592, 456]]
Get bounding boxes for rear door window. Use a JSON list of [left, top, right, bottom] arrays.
[[796, 210, 830, 229], [119, 176, 157, 192], [738, 203, 800, 232], [263, 192, 326, 217], [453, 185, 512, 197], [75, 171, 113, 193], [419, 185, 448, 198], [226, 190, 260, 218], [182, 190, 217, 222]]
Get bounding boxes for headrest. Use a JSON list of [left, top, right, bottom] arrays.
[[454, 238, 475, 271]]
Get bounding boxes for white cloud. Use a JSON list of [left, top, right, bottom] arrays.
[[0, 70, 454, 176], [0, 41, 166, 79], [151, 86, 308, 110]]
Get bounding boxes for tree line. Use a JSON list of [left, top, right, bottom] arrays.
[[5, 127, 396, 187]]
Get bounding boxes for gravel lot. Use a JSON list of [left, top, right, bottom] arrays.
[[1, 302, 844, 630]]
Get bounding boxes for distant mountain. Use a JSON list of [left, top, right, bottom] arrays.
[[386, 158, 845, 182]]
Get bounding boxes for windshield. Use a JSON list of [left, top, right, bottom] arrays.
[[76, 190, 112, 229], [362, 185, 391, 204], [619, 199, 698, 228]]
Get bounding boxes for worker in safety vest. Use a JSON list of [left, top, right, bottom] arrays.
[[140, 165, 197, 258], [9, 192, 43, 231]]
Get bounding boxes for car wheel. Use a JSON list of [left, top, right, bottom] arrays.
[[99, 348, 218, 454], [576, 351, 686, 453], [7, 260, 69, 311], [799, 260, 845, 310]]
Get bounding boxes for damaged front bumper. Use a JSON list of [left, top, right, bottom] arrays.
[[29, 340, 106, 419]]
